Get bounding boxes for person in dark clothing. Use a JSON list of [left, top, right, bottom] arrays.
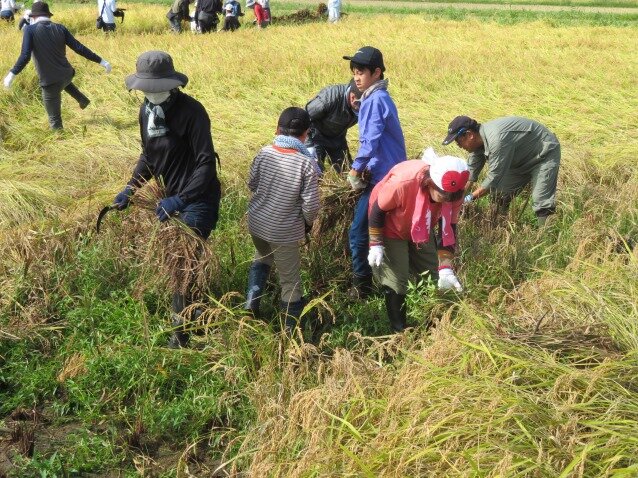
[[195, 0, 222, 32], [167, 0, 192, 32], [305, 79, 362, 173], [3, 2, 111, 130], [114, 51, 222, 349], [222, 0, 242, 31]]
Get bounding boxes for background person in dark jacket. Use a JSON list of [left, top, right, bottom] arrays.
[[305, 79, 362, 173], [113, 51, 222, 348], [195, 0, 222, 32], [3, 2, 111, 130]]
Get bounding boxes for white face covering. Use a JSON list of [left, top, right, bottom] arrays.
[[143, 91, 171, 105]]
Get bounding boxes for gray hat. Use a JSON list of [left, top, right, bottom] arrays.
[[125, 51, 188, 93]]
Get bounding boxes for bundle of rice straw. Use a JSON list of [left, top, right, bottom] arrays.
[[131, 182, 218, 295], [311, 174, 359, 256]]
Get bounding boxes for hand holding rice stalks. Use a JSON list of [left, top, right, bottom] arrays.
[[131, 182, 219, 296]]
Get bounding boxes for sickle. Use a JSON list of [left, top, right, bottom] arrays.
[[96, 205, 117, 233]]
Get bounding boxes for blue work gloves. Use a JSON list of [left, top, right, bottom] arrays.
[[156, 195, 185, 222], [113, 185, 134, 210]]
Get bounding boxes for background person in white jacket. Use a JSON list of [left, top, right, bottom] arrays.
[[97, 0, 117, 31], [0, 0, 18, 22], [327, 0, 341, 23]]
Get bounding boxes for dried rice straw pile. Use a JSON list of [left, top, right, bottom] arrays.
[[131, 182, 219, 295]]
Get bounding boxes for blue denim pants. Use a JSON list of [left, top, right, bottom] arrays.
[[348, 186, 373, 278], [179, 201, 219, 240]]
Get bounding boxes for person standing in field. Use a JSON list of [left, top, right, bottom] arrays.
[[167, 0, 193, 33], [244, 107, 320, 333], [195, 0, 222, 33], [253, 0, 269, 28], [342, 46, 407, 299], [305, 79, 362, 173], [0, 0, 18, 22], [443, 115, 561, 226], [327, 0, 341, 23], [96, 0, 117, 31], [3, 2, 112, 130], [113, 51, 222, 348], [368, 149, 468, 332], [18, 9, 31, 30], [222, 0, 242, 30]]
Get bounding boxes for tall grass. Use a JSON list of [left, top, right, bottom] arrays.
[[0, 9, 637, 476]]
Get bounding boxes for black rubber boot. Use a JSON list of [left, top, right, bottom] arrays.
[[383, 287, 407, 333], [245, 262, 271, 316], [167, 313, 190, 348], [347, 274, 373, 300], [281, 298, 305, 336], [168, 293, 190, 348]]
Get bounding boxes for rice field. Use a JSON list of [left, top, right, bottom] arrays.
[[0, 6, 637, 476]]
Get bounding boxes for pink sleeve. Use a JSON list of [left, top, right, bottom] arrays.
[[451, 198, 463, 223]]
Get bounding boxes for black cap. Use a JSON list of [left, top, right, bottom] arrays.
[[30, 2, 53, 17], [343, 46, 385, 72], [278, 107, 310, 134], [442, 116, 480, 145]]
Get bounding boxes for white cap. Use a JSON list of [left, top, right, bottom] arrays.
[[421, 147, 470, 193]]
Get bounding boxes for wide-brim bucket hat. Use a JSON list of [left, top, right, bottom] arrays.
[[125, 51, 188, 93], [29, 2, 53, 17]]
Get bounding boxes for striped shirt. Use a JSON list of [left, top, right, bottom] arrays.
[[248, 145, 320, 243]]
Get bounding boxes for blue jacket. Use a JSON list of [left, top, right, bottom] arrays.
[[352, 88, 406, 185]]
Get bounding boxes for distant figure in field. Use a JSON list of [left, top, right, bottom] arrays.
[[443, 115, 561, 226], [327, 0, 341, 23], [3, 2, 111, 130], [222, 0, 242, 30], [115, 51, 222, 348], [0, 0, 18, 22], [96, 0, 117, 31], [195, 0, 222, 32], [18, 9, 31, 30], [167, 0, 193, 33], [305, 78, 362, 173], [253, 0, 270, 28]]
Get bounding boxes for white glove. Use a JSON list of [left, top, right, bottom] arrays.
[[438, 268, 463, 292], [368, 245, 384, 268], [4, 72, 16, 89], [100, 59, 112, 74], [347, 173, 367, 191], [464, 194, 473, 204]]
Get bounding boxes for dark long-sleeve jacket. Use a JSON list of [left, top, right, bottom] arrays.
[[306, 83, 358, 148], [128, 91, 220, 206], [10, 20, 102, 86], [195, 0, 222, 21]]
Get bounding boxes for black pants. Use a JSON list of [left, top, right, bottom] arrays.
[[315, 142, 349, 173], [99, 22, 116, 31], [223, 16, 239, 31], [198, 12, 218, 32]]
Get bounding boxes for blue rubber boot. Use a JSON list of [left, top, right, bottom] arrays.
[[245, 262, 271, 316]]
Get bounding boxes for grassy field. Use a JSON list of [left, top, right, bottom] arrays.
[[1, 5, 638, 477]]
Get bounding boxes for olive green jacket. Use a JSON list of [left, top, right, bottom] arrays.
[[468, 116, 560, 190]]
